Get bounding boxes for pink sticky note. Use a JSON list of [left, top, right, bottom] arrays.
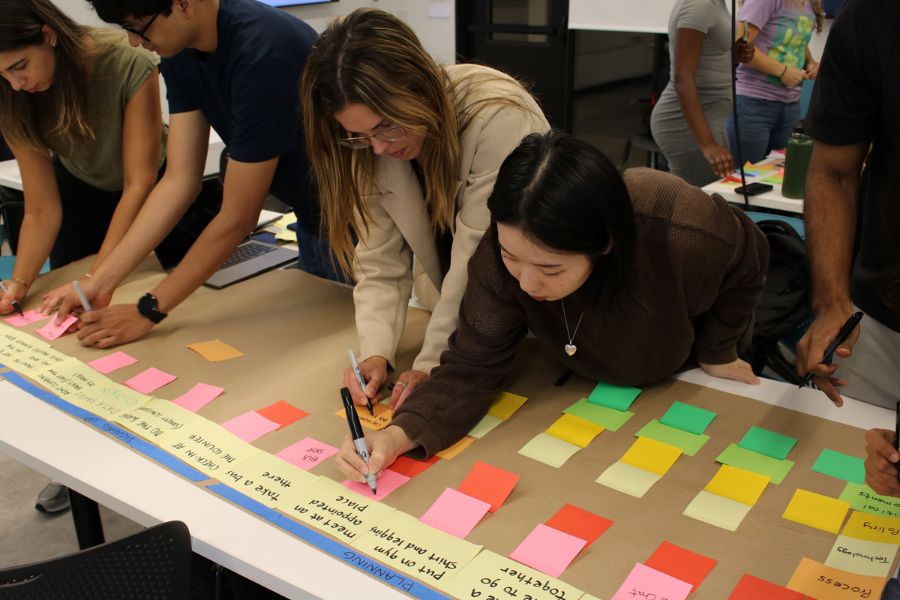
[[88, 351, 138, 374], [124, 367, 177, 394], [611, 563, 692, 600], [172, 383, 225, 412], [221, 411, 280, 442], [420, 488, 491, 538], [509, 523, 586, 578], [5, 310, 48, 327], [36, 314, 78, 341], [276, 437, 339, 470], [342, 469, 410, 501]]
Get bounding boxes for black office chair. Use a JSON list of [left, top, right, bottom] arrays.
[[0, 520, 191, 599]]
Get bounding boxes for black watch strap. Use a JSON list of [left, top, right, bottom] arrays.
[[137, 293, 167, 324]]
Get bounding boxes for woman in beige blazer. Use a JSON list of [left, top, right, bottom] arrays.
[[302, 8, 548, 410]]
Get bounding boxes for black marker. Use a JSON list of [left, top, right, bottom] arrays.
[[799, 311, 864, 388], [341, 387, 377, 494]]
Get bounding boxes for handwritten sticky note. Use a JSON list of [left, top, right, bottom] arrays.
[[88, 351, 138, 374], [36, 314, 78, 341], [728, 573, 805, 599], [172, 382, 225, 412], [620, 436, 682, 476], [5, 310, 48, 327], [487, 391, 528, 420], [545, 413, 605, 448], [420, 487, 491, 538], [843, 511, 900, 544], [611, 563, 692, 600], [635, 420, 709, 457], [335, 403, 392, 431], [587, 381, 641, 411], [645, 541, 717, 592], [436, 436, 475, 460], [443, 549, 583, 600], [509, 524, 586, 578], [813, 449, 866, 484], [826, 534, 899, 577], [257, 400, 308, 429], [545, 503, 612, 549], [683, 490, 752, 531], [0, 331, 67, 375], [342, 468, 410, 500], [564, 399, 634, 431], [468, 414, 503, 438], [276, 437, 338, 470], [518, 433, 581, 468], [840, 482, 900, 518], [717, 443, 795, 484], [660, 401, 717, 435], [113, 398, 204, 443], [161, 421, 261, 475], [221, 411, 280, 442], [739, 426, 797, 460], [186, 339, 244, 361], [596, 461, 661, 498], [35, 359, 151, 418], [457, 461, 519, 512], [215, 452, 316, 507], [787, 557, 887, 600], [705, 465, 770, 506], [124, 367, 176, 394], [782, 489, 850, 534], [390, 455, 439, 478]]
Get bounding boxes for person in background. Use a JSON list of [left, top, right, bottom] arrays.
[[726, 0, 823, 165], [651, 0, 734, 187], [336, 131, 768, 479], [301, 9, 548, 410], [41, 0, 334, 347]]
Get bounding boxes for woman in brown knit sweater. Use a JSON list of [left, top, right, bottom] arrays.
[[337, 131, 770, 482]]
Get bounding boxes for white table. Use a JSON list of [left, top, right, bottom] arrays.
[[702, 155, 804, 215]]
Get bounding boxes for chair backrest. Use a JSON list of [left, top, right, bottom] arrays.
[[0, 521, 191, 600]]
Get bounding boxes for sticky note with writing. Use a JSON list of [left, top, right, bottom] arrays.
[[786, 557, 887, 600], [611, 562, 692, 600], [276, 437, 338, 470], [335, 403, 392, 430], [442, 549, 584, 600]]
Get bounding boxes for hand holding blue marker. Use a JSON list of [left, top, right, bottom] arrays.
[[348, 349, 375, 416], [341, 387, 377, 494]]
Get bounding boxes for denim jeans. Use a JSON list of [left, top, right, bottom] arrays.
[[726, 95, 801, 165], [883, 577, 900, 600]]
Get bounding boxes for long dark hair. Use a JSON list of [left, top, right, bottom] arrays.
[[487, 131, 636, 300]]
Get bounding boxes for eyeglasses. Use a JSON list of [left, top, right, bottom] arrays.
[[120, 12, 160, 43], [336, 124, 408, 149]]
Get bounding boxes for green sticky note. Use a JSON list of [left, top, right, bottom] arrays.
[[717, 443, 795, 484], [635, 419, 709, 457], [839, 482, 900, 518], [586, 382, 641, 411], [813, 449, 865, 484], [738, 426, 797, 460], [659, 401, 717, 435], [564, 399, 634, 431]]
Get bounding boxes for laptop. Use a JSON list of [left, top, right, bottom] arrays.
[[204, 240, 297, 289]]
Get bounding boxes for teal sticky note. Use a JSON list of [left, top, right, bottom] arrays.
[[717, 443, 794, 484], [659, 401, 717, 435], [564, 399, 634, 432], [586, 382, 641, 411], [738, 426, 797, 460], [813, 449, 865, 484], [635, 419, 709, 457]]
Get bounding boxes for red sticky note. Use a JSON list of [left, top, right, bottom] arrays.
[[457, 461, 519, 512], [545, 504, 613, 549], [728, 574, 805, 600], [391, 455, 440, 478], [645, 541, 717, 592], [257, 400, 308, 429]]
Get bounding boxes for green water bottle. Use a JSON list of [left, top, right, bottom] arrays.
[[782, 127, 813, 199]]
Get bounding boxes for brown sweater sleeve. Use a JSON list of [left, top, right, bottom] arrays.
[[391, 235, 528, 458]]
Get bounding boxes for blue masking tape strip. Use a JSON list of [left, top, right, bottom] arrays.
[[206, 484, 447, 600], [2, 371, 208, 482]]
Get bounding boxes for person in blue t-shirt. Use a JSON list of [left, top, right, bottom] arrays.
[[42, 0, 338, 348]]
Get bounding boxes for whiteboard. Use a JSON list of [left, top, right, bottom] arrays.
[[568, 0, 677, 34]]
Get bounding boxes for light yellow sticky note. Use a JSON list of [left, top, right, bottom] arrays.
[[620, 436, 682, 476], [159, 420, 261, 476], [487, 391, 528, 420], [0, 326, 67, 375], [518, 432, 581, 468], [825, 534, 899, 577], [114, 398, 206, 443], [273, 211, 297, 229], [595, 461, 661, 498], [843, 510, 900, 544], [683, 490, 752, 531], [544, 413, 605, 448], [469, 414, 503, 439], [787, 557, 888, 600], [783, 489, 851, 534], [436, 436, 475, 460], [442, 549, 585, 599], [352, 511, 482, 588], [335, 403, 393, 431], [705, 464, 770, 506], [216, 451, 317, 508], [186, 339, 244, 362], [33, 357, 151, 418]]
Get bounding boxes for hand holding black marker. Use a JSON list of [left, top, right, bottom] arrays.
[[0, 281, 24, 317], [348, 349, 375, 415], [799, 311, 864, 388], [341, 387, 377, 494]]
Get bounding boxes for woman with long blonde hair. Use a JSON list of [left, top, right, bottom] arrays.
[[302, 8, 548, 410]]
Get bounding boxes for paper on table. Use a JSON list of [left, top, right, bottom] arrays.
[[545, 503, 612, 549], [487, 391, 528, 420], [33, 357, 150, 418], [727, 573, 805, 599], [813, 448, 866, 484], [335, 403, 392, 431], [518, 432, 581, 468], [787, 557, 887, 600], [457, 461, 519, 512], [782, 488, 850, 534], [124, 367, 176, 394], [36, 313, 78, 341], [509, 523, 586, 578], [468, 414, 503, 438], [564, 398, 634, 431], [342, 468, 410, 500], [645, 541, 717, 592], [4, 309, 48, 327], [595, 461, 661, 498], [420, 487, 491, 538], [390, 455, 440, 478], [114, 397, 206, 443], [683, 490, 752, 531], [442, 549, 584, 600], [659, 401, 717, 434], [544, 413, 605, 448], [276, 437, 338, 470], [842, 511, 900, 544], [587, 381, 641, 411], [221, 410, 280, 442], [635, 419, 709, 456], [825, 534, 898, 577], [215, 450, 317, 507], [0, 325, 64, 375], [257, 400, 308, 429], [840, 482, 900, 518], [738, 426, 797, 460], [704, 465, 770, 506], [186, 338, 244, 361], [620, 436, 682, 476], [160, 420, 261, 476], [611, 562, 692, 600], [716, 443, 795, 484], [172, 382, 225, 412], [435, 436, 475, 460], [88, 351, 138, 374]]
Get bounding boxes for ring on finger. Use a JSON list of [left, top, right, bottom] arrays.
[[395, 381, 407, 388]]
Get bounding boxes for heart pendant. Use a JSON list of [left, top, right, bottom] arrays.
[[564, 344, 577, 356]]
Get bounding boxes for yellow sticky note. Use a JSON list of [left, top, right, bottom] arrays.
[[787, 557, 888, 600], [519, 433, 581, 468], [335, 403, 393, 430], [783, 489, 851, 534], [113, 398, 206, 443], [843, 510, 900, 544], [683, 490, 752, 531], [825, 535, 899, 577], [595, 461, 661, 498], [620, 436, 682, 476], [217, 452, 317, 508], [487, 391, 527, 420], [545, 413, 605, 448], [705, 464, 770, 506], [160, 420, 261, 475], [186, 339, 244, 362], [436, 436, 475, 460]]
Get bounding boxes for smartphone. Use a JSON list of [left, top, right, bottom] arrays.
[[735, 182, 774, 196]]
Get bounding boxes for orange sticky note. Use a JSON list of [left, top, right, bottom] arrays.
[[186, 339, 244, 361], [391, 455, 440, 478], [335, 403, 392, 430], [545, 504, 613, 549], [257, 400, 308, 429], [436, 436, 475, 460], [457, 461, 519, 512], [787, 557, 887, 600], [645, 541, 717, 592]]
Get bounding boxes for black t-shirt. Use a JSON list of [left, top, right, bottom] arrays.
[[805, 0, 900, 332], [159, 0, 318, 233]]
